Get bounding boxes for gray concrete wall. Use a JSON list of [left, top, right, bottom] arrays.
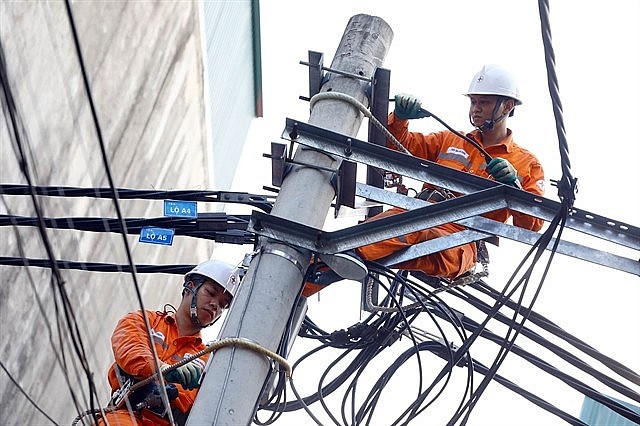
[[0, 2, 214, 423]]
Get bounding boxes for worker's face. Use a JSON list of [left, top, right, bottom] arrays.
[[193, 280, 233, 325], [468, 95, 513, 125], [469, 95, 499, 126]]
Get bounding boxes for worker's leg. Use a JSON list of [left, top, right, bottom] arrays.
[[93, 409, 169, 426], [356, 208, 477, 279]]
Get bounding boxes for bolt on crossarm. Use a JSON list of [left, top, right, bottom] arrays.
[[187, 14, 394, 426]]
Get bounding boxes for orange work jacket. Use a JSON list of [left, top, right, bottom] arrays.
[[386, 113, 545, 230], [106, 310, 208, 421], [355, 113, 545, 279]]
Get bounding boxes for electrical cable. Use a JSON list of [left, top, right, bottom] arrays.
[[1, 36, 95, 418], [0, 359, 61, 426], [260, 264, 478, 425], [0, 184, 275, 213], [258, 254, 639, 425], [441, 279, 640, 405], [448, 209, 566, 425], [399, 273, 637, 425], [63, 1, 175, 422], [0, 199, 98, 415], [538, 0, 578, 206], [472, 280, 640, 387], [371, 273, 464, 425], [0, 213, 256, 245], [414, 270, 640, 413]]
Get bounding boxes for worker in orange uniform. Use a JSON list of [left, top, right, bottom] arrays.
[[355, 64, 545, 280], [94, 259, 242, 426]]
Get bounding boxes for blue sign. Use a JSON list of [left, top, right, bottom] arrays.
[[139, 226, 175, 246], [164, 200, 197, 218]]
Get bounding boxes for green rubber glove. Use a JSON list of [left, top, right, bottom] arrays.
[[394, 93, 424, 120], [165, 362, 203, 390], [487, 157, 518, 184]]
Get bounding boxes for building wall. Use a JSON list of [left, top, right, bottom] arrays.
[[201, 0, 260, 191], [0, 2, 232, 423]]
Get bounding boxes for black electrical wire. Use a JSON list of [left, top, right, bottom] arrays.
[[259, 264, 477, 425], [378, 276, 477, 426], [409, 261, 640, 424], [538, 0, 578, 206], [469, 280, 640, 387], [62, 1, 176, 422], [417, 107, 492, 164], [0, 213, 256, 244], [1, 37, 94, 417], [0, 201, 95, 415], [258, 253, 639, 425], [448, 208, 567, 425], [402, 278, 627, 425], [255, 287, 309, 426], [461, 315, 640, 424], [0, 360, 61, 426], [422, 344, 589, 426], [0, 213, 251, 230], [0, 184, 274, 213], [438, 276, 640, 402], [366, 271, 471, 426], [0, 257, 199, 275]]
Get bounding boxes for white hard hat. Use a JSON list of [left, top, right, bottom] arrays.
[[186, 259, 241, 297], [466, 64, 522, 105]]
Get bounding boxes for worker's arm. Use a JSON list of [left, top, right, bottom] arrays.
[[511, 159, 545, 231], [111, 310, 159, 379], [387, 112, 442, 160]]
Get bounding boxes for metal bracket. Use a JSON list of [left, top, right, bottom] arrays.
[[366, 66, 391, 218], [268, 142, 288, 187], [335, 161, 357, 214], [306, 50, 324, 100], [280, 118, 640, 251]]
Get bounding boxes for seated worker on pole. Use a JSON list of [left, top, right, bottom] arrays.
[[94, 259, 241, 426], [354, 64, 545, 280]]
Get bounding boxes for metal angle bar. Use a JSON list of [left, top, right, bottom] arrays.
[[282, 117, 494, 194], [358, 184, 639, 275], [378, 229, 491, 266], [459, 217, 640, 276], [325, 187, 509, 250], [356, 183, 639, 251], [282, 119, 639, 250], [377, 223, 639, 276], [248, 187, 510, 252], [249, 184, 639, 275]]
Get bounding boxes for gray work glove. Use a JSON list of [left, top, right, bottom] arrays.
[[164, 362, 202, 390], [487, 157, 518, 184], [394, 93, 427, 120]]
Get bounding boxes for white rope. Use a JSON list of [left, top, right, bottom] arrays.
[[309, 91, 411, 155]]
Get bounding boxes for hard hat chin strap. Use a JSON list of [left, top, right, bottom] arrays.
[[184, 279, 213, 330]]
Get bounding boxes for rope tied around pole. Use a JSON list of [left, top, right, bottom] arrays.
[[309, 91, 411, 155], [71, 338, 292, 425]]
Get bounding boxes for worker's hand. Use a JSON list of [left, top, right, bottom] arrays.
[[394, 93, 425, 120], [487, 157, 518, 184], [164, 362, 203, 390]]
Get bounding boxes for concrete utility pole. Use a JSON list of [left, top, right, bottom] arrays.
[[187, 14, 393, 426]]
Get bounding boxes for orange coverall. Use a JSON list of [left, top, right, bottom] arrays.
[[355, 112, 545, 279], [97, 310, 208, 426]]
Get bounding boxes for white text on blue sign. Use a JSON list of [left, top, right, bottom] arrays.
[[164, 200, 197, 218], [139, 226, 175, 246]]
